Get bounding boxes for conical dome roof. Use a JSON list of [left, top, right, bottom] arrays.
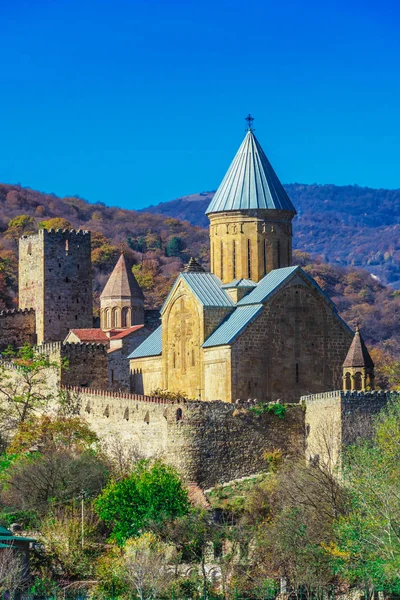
[[343, 327, 374, 368], [206, 130, 296, 215], [100, 252, 144, 300]]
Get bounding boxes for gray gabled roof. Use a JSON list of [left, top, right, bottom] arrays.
[[237, 266, 300, 305], [203, 304, 263, 348], [206, 130, 296, 215], [221, 278, 257, 289], [128, 325, 162, 359], [162, 272, 235, 313]]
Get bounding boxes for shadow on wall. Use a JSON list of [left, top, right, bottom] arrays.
[[131, 369, 144, 394]]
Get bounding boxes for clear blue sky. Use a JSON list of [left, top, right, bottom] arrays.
[[0, 0, 399, 209]]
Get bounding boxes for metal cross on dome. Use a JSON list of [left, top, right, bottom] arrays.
[[245, 113, 255, 131]]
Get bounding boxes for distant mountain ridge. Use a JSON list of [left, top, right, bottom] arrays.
[[142, 183, 400, 288]]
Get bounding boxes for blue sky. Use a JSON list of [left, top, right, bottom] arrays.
[[0, 0, 399, 209]]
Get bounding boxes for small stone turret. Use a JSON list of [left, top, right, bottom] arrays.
[[343, 326, 375, 391], [100, 252, 144, 330], [183, 257, 205, 273]]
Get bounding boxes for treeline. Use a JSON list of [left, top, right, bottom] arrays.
[[0, 183, 208, 310], [1, 183, 400, 375], [144, 183, 400, 288], [1, 346, 400, 598]]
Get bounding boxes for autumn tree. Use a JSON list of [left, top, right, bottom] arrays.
[[38, 217, 73, 230], [4, 215, 36, 241], [123, 533, 176, 600], [0, 546, 25, 593]]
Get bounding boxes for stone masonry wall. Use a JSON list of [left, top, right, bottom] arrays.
[[19, 229, 93, 343], [64, 386, 305, 488], [41, 342, 109, 389], [108, 327, 154, 390], [130, 355, 163, 395], [0, 309, 36, 349], [231, 282, 353, 403], [304, 390, 395, 467], [209, 209, 294, 284]]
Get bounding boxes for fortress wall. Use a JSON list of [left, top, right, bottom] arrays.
[[304, 390, 395, 468], [41, 342, 109, 389], [0, 309, 36, 349], [340, 390, 395, 445], [304, 391, 343, 467], [65, 386, 305, 488]]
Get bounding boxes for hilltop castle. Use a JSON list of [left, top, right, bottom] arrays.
[[0, 120, 381, 487]]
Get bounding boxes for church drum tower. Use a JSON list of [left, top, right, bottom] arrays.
[[206, 115, 296, 284]]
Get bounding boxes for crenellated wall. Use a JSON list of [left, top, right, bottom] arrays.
[[0, 308, 36, 349], [62, 386, 305, 488], [304, 390, 394, 467], [41, 341, 109, 389], [19, 228, 93, 343]]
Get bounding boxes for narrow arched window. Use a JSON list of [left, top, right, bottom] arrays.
[[65, 239, 69, 255], [277, 240, 281, 268], [27, 242, 32, 255], [232, 241, 236, 279], [263, 239, 267, 275], [247, 239, 251, 279], [345, 372, 351, 391], [220, 241, 224, 280], [191, 348, 195, 367], [354, 372, 362, 391], [106, 309, 111, 329], [122, 307, 129, 327], [295, 363, 299, 384], [176, 408, 183, 422]]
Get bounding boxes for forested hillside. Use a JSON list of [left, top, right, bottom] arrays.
[[0, 182, 399, 382], [144, 183, 400, 288]]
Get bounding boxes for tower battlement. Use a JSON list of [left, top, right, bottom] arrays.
[[19, 228, 93, 344], [0, 308, 35, 316]]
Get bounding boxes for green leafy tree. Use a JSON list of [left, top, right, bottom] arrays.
[[165, 236, 185, 257], [329, 396, 400, 595], [0, 345, 63, 434], [95, 460, 189, 545]]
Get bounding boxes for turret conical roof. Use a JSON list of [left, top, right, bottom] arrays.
[[206, 130, 296, 214], [183, 257, 205, 273], [100, 252, 144, 300], [343, 327, 374, 368]]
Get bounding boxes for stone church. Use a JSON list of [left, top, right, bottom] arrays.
[[129, 124, 358, 402]]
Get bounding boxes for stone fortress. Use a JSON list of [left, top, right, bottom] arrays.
[[0, 118, 386, 488]]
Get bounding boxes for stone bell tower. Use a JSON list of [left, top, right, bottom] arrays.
[[206, 115, 297, 285], [343, 326, 375, 391]]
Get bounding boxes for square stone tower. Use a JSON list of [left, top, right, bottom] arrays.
[[19, 229, 93, 344]]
